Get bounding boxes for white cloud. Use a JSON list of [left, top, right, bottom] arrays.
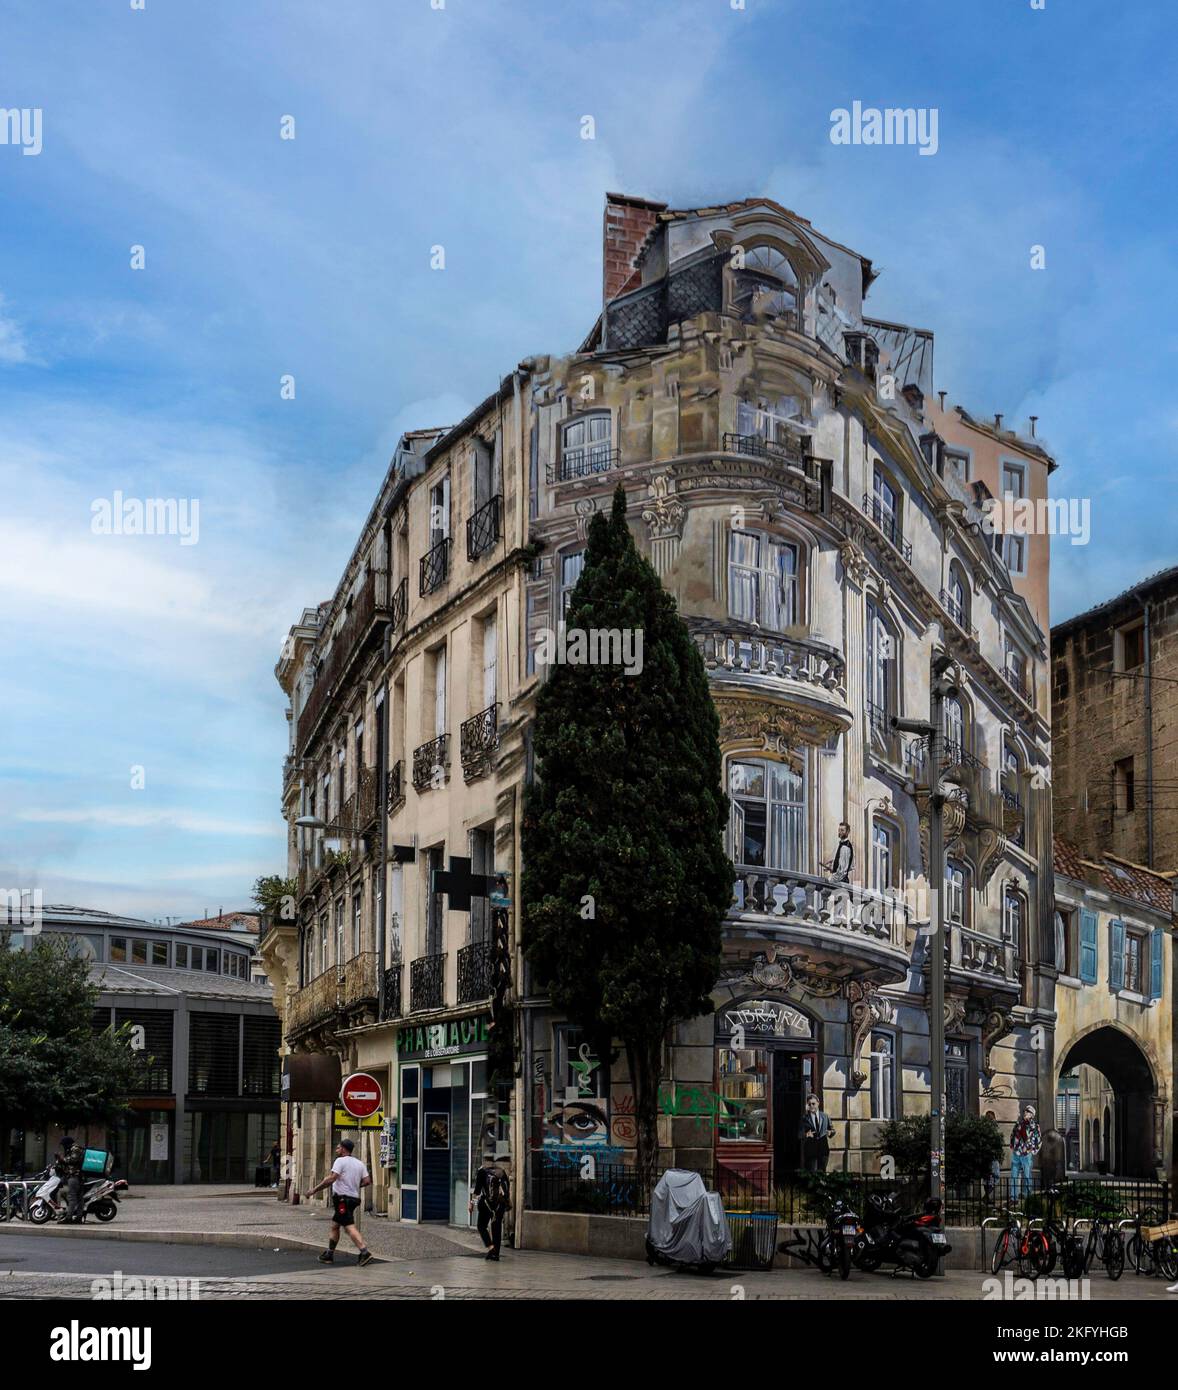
[[0, 292, 32, 364], [14, 807, 282, 837]]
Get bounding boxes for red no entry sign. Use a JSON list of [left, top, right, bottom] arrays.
[[340, 1071, 383, 1119]]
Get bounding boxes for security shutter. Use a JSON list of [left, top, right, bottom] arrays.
[[242, 1016, 281, 1096], [115, 1007, 174, 1093], [188, 1013, 240, 1096]]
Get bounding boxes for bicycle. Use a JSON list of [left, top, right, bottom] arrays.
[[989, 1206, 1044, 1277], [1124, 1210, 1178, 1279], [1081, 1213, 1124, 1280]]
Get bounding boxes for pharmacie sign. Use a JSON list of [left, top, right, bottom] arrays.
[[398, 1012, 490, 1061]]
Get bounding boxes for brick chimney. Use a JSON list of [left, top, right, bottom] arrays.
[[603, 192, 666, 305]]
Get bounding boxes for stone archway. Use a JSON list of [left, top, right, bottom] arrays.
[[1057, 1024, 1159, 1177]]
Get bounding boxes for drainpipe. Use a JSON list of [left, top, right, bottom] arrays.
[[1141, 598, 1154, 868]]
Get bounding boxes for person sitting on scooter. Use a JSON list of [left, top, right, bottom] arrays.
[[55, 1136, 86, 1224]]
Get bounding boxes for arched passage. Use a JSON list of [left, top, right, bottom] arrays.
[[1058, 1026, 1157, 1177]]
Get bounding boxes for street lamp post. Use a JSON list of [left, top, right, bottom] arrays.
[[893, 650, 959, 1206]]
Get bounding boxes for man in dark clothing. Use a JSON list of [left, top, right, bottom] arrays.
[[826, 823, 854, 883], [468, 1152, 509, 1260], [798, 1095, 834, 1172], [56, 1136, 86, 1223]]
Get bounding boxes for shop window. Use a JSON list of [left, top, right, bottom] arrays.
[[729, 757, 805, 872], [716, 1042, 769, 1142]]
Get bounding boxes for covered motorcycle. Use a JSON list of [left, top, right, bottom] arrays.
[[645, 1169, 732, 1273]]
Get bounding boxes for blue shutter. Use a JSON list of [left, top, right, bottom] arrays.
[[1150, 929, 1164, 1001], [1079, 910, 1098, 984], [1109, 919, 1125, 991]]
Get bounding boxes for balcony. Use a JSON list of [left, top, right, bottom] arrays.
[[390, 575, 408, 633], [339, 765, 379, 835], [410, 952, 446, 1012], [728, 866, 910, 983], [412, 734, 449, 791], [460, 703, 498, 781], [387, 759, 405, 815], [939, 588, 978, 641], [419, 537, 450, 596], [457, 940, 494, 1004], [693, 625, 851, 737], [467, 495, 502, 562], [1002, 664, 1032, 707], [287, 952, 378, 1037], [547, 445, 620, 485], [296, 845, 348, 901], [867, 700, 900, 763], [950, 927, 1020, 994], [861, 493, 913, 564], [296, 568, 394, 754], [381, 962, 402, 1020]]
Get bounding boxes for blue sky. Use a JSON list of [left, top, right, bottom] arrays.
[[2, 0, 1174, 920]]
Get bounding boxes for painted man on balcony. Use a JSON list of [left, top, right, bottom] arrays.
[[825, 823, 854, 883]]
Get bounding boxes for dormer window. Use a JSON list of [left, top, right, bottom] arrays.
[[732, 245, 799, 324]]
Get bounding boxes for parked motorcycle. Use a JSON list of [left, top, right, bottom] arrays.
[[819, 1197, 862, 1281], [28, 1174, 129, 1225], [645, 1169, 732, 1274], [852, 1192, 950, 1278]]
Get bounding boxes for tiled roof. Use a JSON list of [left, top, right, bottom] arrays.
[[1054, 836, 1174, 916], [173, 912, 260, 934]]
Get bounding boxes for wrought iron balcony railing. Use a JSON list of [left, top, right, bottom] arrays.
[[1003, 665, 1032, 705], [939, 588, 977, 638], [287, 952, 378, 1035], [409, 952, 446, 1012], [722, 431, 803, 469], [412, 734, 449, 791], [419, 537, 450, 595], [466, 495, 502, 561], [547, 445, 620, 485], [389, 575, 408, 632], [381, 961, 402, 1020], [457, 939, 494, 1004], [387, 759, 405, 815], [459, 703, 498, 780], [861, 493, 913, 563]]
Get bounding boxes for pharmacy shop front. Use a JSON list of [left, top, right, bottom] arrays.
[[397, 1011, 496, 1224]]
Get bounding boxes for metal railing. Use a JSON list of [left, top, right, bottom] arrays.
[[861, 493, 913, 563], [409, 952, 446, 1012], [457, 939, 494, 1004], [387, 759, 405, 814], [1003, 664, 1032, 705], [547, 445, 620, 485], [722, 431, 803, 469], [939, 588, 978, 638], [419, 536, 450, 595], [466, 494, 502, 561], [412, 734, 449, 791], [459, 703, 498, 780], [287, 952, 378, 1034], [380, 962, 402, 1019], [389, 575, 408, 632]]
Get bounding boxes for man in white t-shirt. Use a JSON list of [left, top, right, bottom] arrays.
[[303, 1139, 374, 1266]]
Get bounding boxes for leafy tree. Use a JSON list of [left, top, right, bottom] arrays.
[[522, 486, 732, 1192], [251, 874, 297, 923], [879, 1111, 1004, 1183], [0, 933, 141, 1147]]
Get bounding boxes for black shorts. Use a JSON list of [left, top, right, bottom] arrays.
[[332, 1194, 360, 1227]]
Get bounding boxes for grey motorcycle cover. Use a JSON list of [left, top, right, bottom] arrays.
[[647, 1169, 732, 1264]]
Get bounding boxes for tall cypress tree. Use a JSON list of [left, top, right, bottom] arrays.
[[522, 485, 731, 1192]]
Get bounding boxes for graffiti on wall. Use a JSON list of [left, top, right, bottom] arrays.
[[659, 1083, 763, 1139]]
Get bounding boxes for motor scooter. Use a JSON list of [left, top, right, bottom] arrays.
[[851, 1192, 951, 1278], [28, 1173, 129, 1224], [644, 1169, 732, 1274]]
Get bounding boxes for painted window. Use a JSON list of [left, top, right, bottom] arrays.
[[560, 413, 613, 479], [1003, 889, 1025, 951], [729, 758, 805, 872], [560, 550, 585, 616], [728, 530, 799, 629], [1079, 909, 1098, 984], [871, 818, 896, 890], [865, 599, 897, 729], [870, 1031, 895, 1120], [945, 860, 968, 929]]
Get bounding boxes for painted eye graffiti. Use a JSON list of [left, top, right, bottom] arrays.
[[549, 1102, 608, 1143]]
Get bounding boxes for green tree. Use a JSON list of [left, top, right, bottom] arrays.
[[0, 933, 141, 1147], [879, 1111, 1004, 1183], [522, 486, 732, 1192], [251, 874, 297, 923]]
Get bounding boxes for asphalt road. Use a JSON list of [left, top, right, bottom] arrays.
[[0, 1233, 308, 1279]]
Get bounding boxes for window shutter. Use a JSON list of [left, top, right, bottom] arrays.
[[1149, 928, 1163, 1000], [1079, 910, 1098, 985], [1109, 919, 1125, 991]]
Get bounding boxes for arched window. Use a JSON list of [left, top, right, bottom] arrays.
[[945, 858, 969, 930], [732, 244, 799, 322], [558, 412, 614, 482], [865, 598, 898, 736], [729, 757, 805, 872], [728, 529, 799, 629], [1003, 887, 1026, 952], [946, 560, 970, 630]]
